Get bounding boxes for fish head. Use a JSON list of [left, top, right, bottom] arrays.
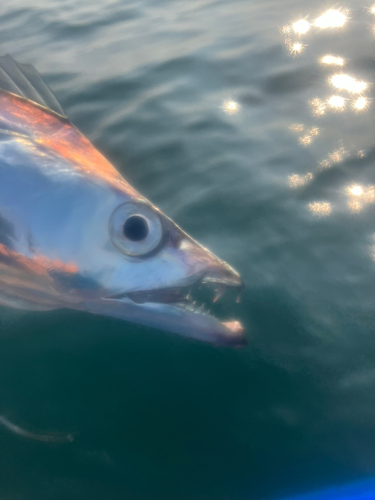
[[0, 80, 245, 346], [77, 187, 246, 346]]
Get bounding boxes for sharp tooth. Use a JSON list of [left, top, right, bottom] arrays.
[[236, 289, 243, 303], [213, 284, 226, 303], [186, 289, 192, 301]]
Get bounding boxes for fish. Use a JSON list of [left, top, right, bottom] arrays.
[[0, 55, 245, 346]]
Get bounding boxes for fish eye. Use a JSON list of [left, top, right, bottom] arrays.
[[123, 215, 149, 242], [109, 202, 163, 256]]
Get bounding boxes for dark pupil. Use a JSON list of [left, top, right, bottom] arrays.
[[123, 215, 149, 242]]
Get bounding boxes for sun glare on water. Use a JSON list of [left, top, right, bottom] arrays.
[[310, 98, 326, 115], [321, 55, 345, 66], [282, 5, 373, 216], [289, 173, 313, 188], [314, 9, 347, 29], [346, 185, 375, 212], [290, 42, 305, 54], [293, 19, 310, 34], [222, 100, 240, 114], [327, 95, 346, 109], [289, 123, 304, 132], [353, 97, 369, 110], [308, 202, 332, 216], [330, 74, 368, 93]]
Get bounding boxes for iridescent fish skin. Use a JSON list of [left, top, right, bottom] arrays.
[[0, 56, 245, 346]]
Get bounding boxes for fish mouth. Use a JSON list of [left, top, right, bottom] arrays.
[[107, 271, 246, 347]]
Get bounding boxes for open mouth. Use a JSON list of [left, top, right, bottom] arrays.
[[108, 273, 246, 344]]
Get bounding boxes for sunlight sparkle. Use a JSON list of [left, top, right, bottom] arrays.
[[327, 95, 346, 109], [281, 25, 291, 34], [289, 123, 304, 132], [314, 10, 347, 29], [365, 186, 375, 203], [299, 135, 312, 146], [353, 97, 368, 110], [348, 200, 362, 212], [321, 55, 345, 66], [347, 185, 375, 212], [293, 19, 310, 34], [310, 98, 326, 115], [330, 147, 347, 163], [290, 42, 305, 54], [308, 202, 332, 216], [330, 74, 368, 94], [289, 173, 313, 188], [222, 100, 240, 114]]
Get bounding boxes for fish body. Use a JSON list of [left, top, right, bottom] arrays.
[[0, 55, 245, 346]]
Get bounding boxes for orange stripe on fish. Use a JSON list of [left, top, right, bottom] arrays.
[[0, 243, 78, 277], [0, 91, 140, 195]]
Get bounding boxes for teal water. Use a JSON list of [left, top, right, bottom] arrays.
[[1, 0, 375, 498]]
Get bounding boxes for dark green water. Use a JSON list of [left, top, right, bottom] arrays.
[[1, 0, 375, 498]]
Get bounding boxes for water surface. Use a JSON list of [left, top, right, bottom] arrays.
[[1, 0, 375, 499]]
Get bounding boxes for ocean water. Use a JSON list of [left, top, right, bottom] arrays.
[[1, 0, 375, 499]]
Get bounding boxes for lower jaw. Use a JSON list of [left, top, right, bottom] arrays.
[[80, 297, 247, 346]]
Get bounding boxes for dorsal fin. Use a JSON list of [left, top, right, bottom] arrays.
[[0, 55, 66, 118]]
